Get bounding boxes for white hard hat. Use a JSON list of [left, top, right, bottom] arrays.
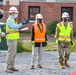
[[62, 12, 69, 18], [9, 7, 19, 13], [35, 14, 43, 19]]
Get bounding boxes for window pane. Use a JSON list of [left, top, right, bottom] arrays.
[[28, 6, 40, 20], [32, 8, 39, 13], [61, 7, 73, 21], [30, 14, 35, 18]]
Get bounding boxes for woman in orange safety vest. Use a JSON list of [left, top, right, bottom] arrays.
[[30, 14, 48, 69]]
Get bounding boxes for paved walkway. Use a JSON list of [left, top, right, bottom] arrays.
[[0, 51, 76, 75]]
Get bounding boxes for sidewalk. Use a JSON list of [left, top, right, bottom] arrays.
[[0, 51, 76, 75]]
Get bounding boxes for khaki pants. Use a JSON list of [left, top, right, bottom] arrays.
[[31, 43, 44, 66], [5, 40, 18, 70]]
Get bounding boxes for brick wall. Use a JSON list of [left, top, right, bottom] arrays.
[[0, 5, 3, 9], [3, 2, 76, 31], [20, 2, 61, 30], [20, 2, 76, 31]]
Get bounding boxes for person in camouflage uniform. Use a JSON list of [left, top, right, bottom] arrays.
[[55, 12, 73, 69]]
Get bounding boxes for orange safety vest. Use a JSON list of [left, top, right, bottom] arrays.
[[33, 23, 46, 43]]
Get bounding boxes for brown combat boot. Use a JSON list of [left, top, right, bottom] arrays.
[[63, 60, 70, 67], [60, 61, 64, 69]]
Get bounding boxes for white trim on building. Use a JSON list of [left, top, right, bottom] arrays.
[[3, 0, 19, 5], [9, 0, 19, 5], [20, 0, 76, 3], [46, 0, 56, 2], [3, 0, 76, 5]]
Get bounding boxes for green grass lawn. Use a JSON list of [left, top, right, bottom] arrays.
[[17, 40, 32, 53], [71, 40, 76, 52], [17, 40, 58, 53], [17, 39, 76, 53], [44, 42, 57, 51]]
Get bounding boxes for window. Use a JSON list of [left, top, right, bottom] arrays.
[[61, 7, 73, 21], [0, 0, 3, 5], [28, 6, 40, 21]]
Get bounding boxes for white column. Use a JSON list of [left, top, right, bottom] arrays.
[[9, 0, 19, 5], [3, 0, 9, 5]]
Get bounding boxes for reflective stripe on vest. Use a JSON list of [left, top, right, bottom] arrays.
[[6, 18, 20, 40], [58, 35, 71, 41], [0, 27, 1, 42], [59, 35, 70, 38], [57, 22, 72, 42], [35, 38, 45, 42], [33, 23, 46, 42], [6, 30, 18, 33]]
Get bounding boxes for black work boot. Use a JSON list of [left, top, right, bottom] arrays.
[[30, 65, 34, 69], [37, 64, 43, 68]]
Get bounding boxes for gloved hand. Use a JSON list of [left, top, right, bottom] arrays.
[[55, 39, 58, 44], [1, 32, 5, 37], [22, 19, 29, 25], [71, 41, 73, 45], [44, 41, 48, 46], [32, 41, 35, 46], [46, 41, 48, 45], [55, 39, 60, 45]]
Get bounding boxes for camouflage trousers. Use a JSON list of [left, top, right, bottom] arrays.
[[58, 41, 71, 62]]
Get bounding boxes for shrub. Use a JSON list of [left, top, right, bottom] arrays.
[[20, 30, 31, 34], [71, 40, 76, 52], [47, 20, 59, 34], [73, 32, 76, 37], [17, 40, 32, 53]]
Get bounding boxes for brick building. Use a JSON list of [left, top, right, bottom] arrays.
[[1, 0, 76, 31]]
